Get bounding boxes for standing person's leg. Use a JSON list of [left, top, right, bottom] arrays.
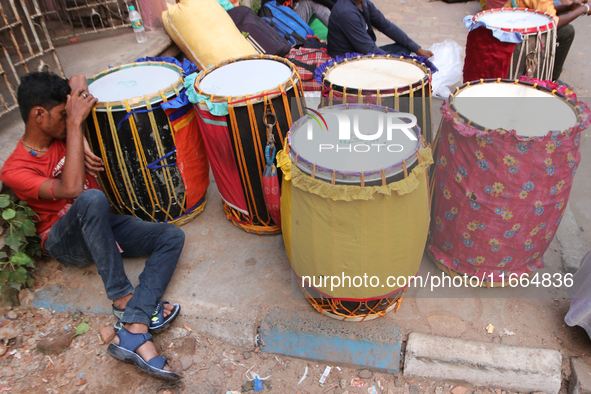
[[294, 0, 330, 26], [309, 1, 330, 26], [293, 0, 315, 24], [553, 24, 575, 81], [380, 43, 411, 55]]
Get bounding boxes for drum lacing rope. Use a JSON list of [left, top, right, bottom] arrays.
[[145, 95, 180, 216], [294, 153, 299, 165], [228, 97, 260, 226], [123, 99, 161, 220], [342, 86, 347, 105], [360, 172, 365, 187], [329, 82, 335, 106], [90, 108, 125, 213], [108, 100, 148, 217], [246, 97, 268, 223], [376, 89, 381, 106], [381, 169, 386, 186], [394, 87, 399, 111], [331, 170, 336, 185], [358, 88, 363, 105], [289, 75, 305, 120], [421, 78, 427, 142], [159, 91, 179, 162], [409, 83, 414, 116], [402, 159, 408, 178], [312, 163, 317, 179]]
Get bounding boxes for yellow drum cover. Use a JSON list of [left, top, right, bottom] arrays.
[[278, 148, 433, 300], [162, 0, 257, 70]]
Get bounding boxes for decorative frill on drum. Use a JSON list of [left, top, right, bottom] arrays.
[[429, 87, 590, 285]]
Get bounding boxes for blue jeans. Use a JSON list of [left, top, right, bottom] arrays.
[[45, 189, 185, 326], [380, 43, 411, 56]]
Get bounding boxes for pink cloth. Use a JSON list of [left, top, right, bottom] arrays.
[[429, 97, 590, 282]]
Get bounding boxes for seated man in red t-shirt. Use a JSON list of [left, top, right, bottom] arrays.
[[1, 72, 183, 381]]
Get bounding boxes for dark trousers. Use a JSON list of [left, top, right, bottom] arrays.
[[379, 43, 411, 56], [45, 189, 185, 326], [553, 24, 575, 81]]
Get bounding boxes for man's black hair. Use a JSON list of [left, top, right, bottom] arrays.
[[17, 72, 71, 123]]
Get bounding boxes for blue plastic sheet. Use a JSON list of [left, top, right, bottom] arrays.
[[463, 15, 524, 43]]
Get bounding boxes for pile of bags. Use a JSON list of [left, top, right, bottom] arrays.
[[162, 0, 330, 90]]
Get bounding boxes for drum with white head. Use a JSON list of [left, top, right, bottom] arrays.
[[428, 78, 585, 286], [85, 61, 209, 224], [282, 104, 431, 321], [289, 105, 422, 185], [193, 55, 304, 234], [450, 80, 577, 137], [473, 8, 557, 80], [318, 55, 434, 142]]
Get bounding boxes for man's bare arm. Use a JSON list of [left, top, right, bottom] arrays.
[[38, 85, 98, 199]]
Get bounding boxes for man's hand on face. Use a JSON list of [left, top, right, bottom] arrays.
[[416, 48, 434, 58], [83, 138, 104, 177], [66, 88, 98, 129]]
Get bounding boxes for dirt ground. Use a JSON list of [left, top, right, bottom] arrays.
[[0, 257, 590, 394]]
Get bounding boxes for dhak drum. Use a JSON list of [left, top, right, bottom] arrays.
[[86, 61, 210, 224], [429, 79, 589, 286], [193, 55, 304, 235], [473, 8, 557, 80], [279, 104, 433, 321], [318, 54, 434, 143]]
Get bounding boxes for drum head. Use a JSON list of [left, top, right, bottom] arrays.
[[289, 105, 421, 185], [324, 59, 426, 90], [476, 10, 553, 30], [452, 83, 577, 137], [88, 64, 181, 102], [198, 59, 292, 97]]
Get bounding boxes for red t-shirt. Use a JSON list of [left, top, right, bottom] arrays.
[[1, 140, 100, 245]]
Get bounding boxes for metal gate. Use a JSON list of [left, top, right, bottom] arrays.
[[40, 0, 132, 43], [0, 0, 134, 118], [0, 0, 65, 118]]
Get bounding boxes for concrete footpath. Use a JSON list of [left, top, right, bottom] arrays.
[[1, 0, 591, 392]]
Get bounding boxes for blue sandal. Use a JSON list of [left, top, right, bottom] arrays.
[[113, 301, 181, 334], [107, 327, 180, 381]]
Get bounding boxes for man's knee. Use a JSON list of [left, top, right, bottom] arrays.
[[76, 190, 110, 213], [163, 224, 185, 249]]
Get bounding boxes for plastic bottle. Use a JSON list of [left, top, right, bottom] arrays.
[[129, 6, 148, 43]]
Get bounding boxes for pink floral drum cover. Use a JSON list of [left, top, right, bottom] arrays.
[[429, 79, 590, 283]]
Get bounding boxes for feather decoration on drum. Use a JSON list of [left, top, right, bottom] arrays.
[[428, 79, 590, 286], [85, 57, 210, 225]]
